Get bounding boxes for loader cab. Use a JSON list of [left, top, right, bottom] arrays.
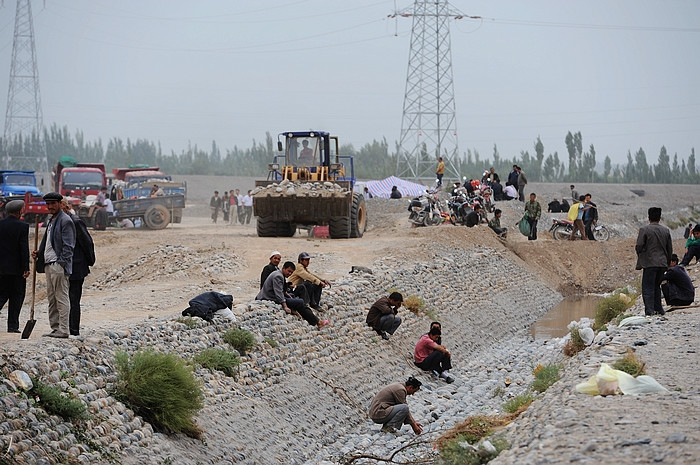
[[275, 131, 345, 183]]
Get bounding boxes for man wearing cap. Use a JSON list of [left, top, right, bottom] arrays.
[[256, 261, 330, 329], [366, 292, 403, 340], [288, 252, 331, 311], [369, 377, 423, 434], [32, 192, 76, 338], [260, 251, 282, 289], [0, 200, 30, 333]]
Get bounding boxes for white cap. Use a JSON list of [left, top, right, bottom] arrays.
[[270, 250, 281, 258]]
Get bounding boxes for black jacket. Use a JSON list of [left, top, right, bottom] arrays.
[[0, 216, 29, 275], [182, 292, 233, 321], [69, 213, 95, 280]]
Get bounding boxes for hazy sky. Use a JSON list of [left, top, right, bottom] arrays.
[[1, 0, 698, 166]]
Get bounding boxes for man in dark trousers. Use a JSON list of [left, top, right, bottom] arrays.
[[33, 192, 76, 338], [0, 200, 30, 333], [61, 199, 95, 336], [635, 207, 672, 316]]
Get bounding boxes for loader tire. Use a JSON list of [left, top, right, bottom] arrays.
[[256, 216, 277, 237], [329, 216, 350, 239], [349, 193, 367, 238]]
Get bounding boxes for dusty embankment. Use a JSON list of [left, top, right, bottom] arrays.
[[0, 179, 698, 464]]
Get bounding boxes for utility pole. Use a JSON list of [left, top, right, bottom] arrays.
[[3, 0, 48, 173], [393, 0, 475, 184]]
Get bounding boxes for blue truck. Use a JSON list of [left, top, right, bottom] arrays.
[[0, 170, 42, 199]]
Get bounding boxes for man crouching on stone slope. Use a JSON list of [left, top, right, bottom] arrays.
[[366, 292, 403, 340], [369, 377, 423, 434], [256, 261, 330, 329]]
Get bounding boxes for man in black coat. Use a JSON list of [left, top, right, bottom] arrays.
[[0, 200, 30, 333], [61, 200, 95, 336]]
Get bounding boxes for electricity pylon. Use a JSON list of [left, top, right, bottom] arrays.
[[393, 0, 471, 183], [2, 0, 48, 172]]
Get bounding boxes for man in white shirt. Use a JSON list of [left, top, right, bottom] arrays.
[[241, 190, 253, 224]]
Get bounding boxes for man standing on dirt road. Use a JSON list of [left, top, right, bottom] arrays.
[[61, 199, 95, 336], [33, 192, 76, 339], [369, 377, 423, 434], [635, 207, 673, 316], [435, 157, 445, 189], [524, 193, 541, 240], [0, 200, 30, 333], [210, 191, 222, 223]]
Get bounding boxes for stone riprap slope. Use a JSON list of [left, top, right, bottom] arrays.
[[0, 244, 560, 465]]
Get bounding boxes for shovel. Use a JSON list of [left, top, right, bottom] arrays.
[[21, 219, 40, 339]]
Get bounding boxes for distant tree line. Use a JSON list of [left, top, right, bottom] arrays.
[[2, 125, 697, 184]]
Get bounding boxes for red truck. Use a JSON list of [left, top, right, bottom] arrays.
[[54, 162, 107, 198]]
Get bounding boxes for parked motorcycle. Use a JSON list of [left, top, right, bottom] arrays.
[[550, 218, 610, 241], [408, 191, 444, 226]]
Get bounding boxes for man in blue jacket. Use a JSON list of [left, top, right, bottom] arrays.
[[33, 192, 75, 338]]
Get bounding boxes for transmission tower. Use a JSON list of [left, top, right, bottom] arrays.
[[393, 0, 469, 182], [2, 0, 48, 172]]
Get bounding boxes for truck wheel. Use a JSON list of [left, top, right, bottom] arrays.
[[329, 216, 350, 238], [256, 216, 277, 237], [143, 204, 170, 229], [349, 193, 367, 238]]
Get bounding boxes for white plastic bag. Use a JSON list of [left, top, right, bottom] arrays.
[[575, 363, 669, 396]]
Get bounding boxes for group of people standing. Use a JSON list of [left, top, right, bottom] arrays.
[[0, 192, 94, 337], [209, 189, 253, 225]]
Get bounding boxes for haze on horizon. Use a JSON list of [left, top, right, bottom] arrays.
[[1, 0, 698, 166]]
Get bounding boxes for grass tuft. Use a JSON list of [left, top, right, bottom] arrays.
[[612, 348, 646, 376], [403, 295, 425, 313], [531, 364, 561, 393], [263, 337, 278, 348], [563, 327, 587, 356], [438, 434, 510, 465], [114, 350, 203, 438], [502, 392, 534, 414], [593, 294, 631, 330], [193, 348, 240, 377], [29, 378, 87, 422], [223, 328, 257, 355]]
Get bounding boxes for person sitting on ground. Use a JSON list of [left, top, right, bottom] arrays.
[[662, 254, 695, 307], [366, 292, 403, 340], [118, 218, 134, 228], [560, 198, 570, 212], [680, 225, 700, 267], [288, 252, 331, 310], [93, 202, 109, 230], [503, 182, 517, 201], [369, 376, 423, 435], [488, 208, 507, 238], [182, 291, 236, 322], [414, 327, 454, 383], [465, 205, 484, 228], [260, 251, 281, 289], [390, 185, 402, 199], [256, 261, 330, 329], [547, 198, 561, 213]]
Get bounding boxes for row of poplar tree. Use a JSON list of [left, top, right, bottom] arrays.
[[3, 124, 698, 184]]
